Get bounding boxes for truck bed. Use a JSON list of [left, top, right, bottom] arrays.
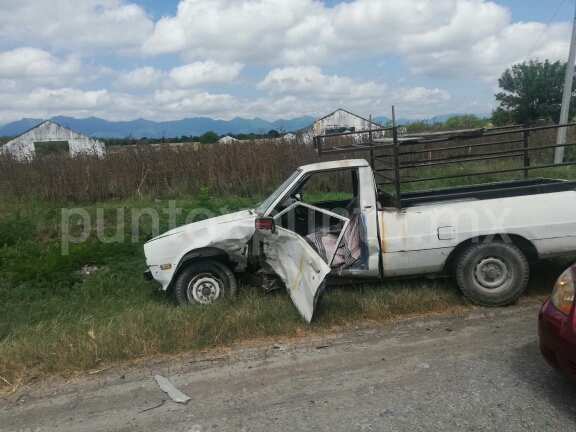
[[378, 178, 576, 208]]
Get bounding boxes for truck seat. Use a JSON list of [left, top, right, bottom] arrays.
[[305, 198, 362, 271]]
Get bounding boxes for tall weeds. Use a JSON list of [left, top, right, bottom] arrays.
[[0, 140, 323, 203], [0, 128, 574, 204]]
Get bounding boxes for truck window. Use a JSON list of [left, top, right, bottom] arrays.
[[299, 169, 357, 204], [272, 168, 363, 271], [256, 169, 301, 214]]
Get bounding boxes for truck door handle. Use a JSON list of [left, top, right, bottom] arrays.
[[309, 260, 321, 273]]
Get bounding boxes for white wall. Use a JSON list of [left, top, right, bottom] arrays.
[[297, 109, 385, 144], [2, 121, 106, 158]]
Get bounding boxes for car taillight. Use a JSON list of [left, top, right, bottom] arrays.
[[255, 217, 275, 231], [551, 268, 575, 315]]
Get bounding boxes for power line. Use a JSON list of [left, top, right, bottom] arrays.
[[524, 0, 567, 62]]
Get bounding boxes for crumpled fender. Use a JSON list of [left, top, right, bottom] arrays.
[[144, 210, 257, 290]]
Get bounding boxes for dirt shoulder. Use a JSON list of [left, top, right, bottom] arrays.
[[3, 299, 575, 432]]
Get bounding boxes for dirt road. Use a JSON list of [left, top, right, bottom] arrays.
[[2, 301, 576, 432]]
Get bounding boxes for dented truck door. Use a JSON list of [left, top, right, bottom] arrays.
[[262, 227, 331, 323]]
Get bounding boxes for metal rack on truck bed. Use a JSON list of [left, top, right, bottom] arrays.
[[313, 109, 576, 209]]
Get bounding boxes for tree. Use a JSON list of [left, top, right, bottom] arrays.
[[443, 114, 487, 130], [123, 134, 136, 146], [267, 129, 280, 138], [492, 59, 576, 126], [199, 131, 219, 144]]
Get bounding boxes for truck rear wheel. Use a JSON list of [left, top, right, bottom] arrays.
[[455, 242, 529, 306], [173, 260, 237, 305]]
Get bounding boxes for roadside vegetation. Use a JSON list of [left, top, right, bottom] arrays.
[[1, 58, 576, 391], [1, 129, 575, 391], [1, 191, 572, 391], [0, 192, 467, 388]]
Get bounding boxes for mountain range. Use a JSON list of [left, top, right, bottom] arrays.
[[0, 113, 488, 139]]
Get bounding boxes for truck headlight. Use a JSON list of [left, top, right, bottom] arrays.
[[551, 268, 575, 315]]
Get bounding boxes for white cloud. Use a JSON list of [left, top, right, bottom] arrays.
[[257, 66, 386, 99], [154, 90, 239, 114], [0, 78, 455, 125], [0, 0, 566, 123], [405, 20, 571, 80], [0, 86, 244, 124], [254, 66, 452, 120], [141, 0, 569, 81], [168, 61, 244, 88], [0, 0, 154, 51], [0, 48, 82, 84], [25, 88, 112, 110], [116, 66, 166, 88], [392, 87, 451, 104]]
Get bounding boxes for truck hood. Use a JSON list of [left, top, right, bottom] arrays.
[[146, 209, 256, 243]]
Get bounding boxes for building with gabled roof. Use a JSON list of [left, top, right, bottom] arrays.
[[1, 120, 106, 159], [295, 108, 384, 144], [218, 135, 239, 144]]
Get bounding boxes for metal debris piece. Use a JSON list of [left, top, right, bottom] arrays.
[[273, 343, 287, 351], [139, 399, 165, 413], [61, 399, 80, 410], [316, 343, 332, 349], [154, 375, 191, 404], [14, 394, 28, 404]]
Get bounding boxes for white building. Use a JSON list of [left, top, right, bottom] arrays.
[[1, 120, 106, 159], [218, 135, 239, 144], [296, 108, 384, 144]]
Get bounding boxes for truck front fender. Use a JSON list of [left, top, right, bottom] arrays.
[[168, 247, 238, 291]]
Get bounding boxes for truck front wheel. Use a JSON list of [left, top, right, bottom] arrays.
[[455, 242, 529, 307], [173, 260, 237, 305]]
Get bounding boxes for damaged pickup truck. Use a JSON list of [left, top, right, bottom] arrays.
[[144, 154, 576, 322]]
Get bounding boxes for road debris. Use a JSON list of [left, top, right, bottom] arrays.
[[417, 363, 430, 369], [273, 343, 287, 351], [14, 394, 28, 404], [316, 343, 333, 349], [139, 399, 165, 413], [61, 399, 80, 410], [154, 375, 191, 404]]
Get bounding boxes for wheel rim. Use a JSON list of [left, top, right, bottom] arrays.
[[473, 256, 514, 294], [187, 273, 223, 304]]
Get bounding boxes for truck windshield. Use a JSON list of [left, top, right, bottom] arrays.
[[256, 170, 301, 214]]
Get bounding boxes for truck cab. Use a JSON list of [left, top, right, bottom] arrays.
[[144, 121, 576, 322]]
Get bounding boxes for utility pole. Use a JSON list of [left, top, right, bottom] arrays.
[[555, 1, 576, 164]]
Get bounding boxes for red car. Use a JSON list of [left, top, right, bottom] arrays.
[[538, 264, 576, 381]]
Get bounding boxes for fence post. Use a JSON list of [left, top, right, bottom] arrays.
[[392, 106, 402, 210], [369, 114, 373, 169], [523, 124, 530, 179]]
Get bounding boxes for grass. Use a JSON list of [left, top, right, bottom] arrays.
[[0, 137, 575, 391], [1, 187, 573, 393]]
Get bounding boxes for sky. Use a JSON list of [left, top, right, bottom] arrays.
[[0, 0, 574, 124]]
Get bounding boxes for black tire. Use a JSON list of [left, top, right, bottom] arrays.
[[455, 242, 529, 307], [173, 260, 237, 306]]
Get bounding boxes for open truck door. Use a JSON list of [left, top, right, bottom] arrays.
[[260, 225, 330, 323], [257, 203, 351, 323]]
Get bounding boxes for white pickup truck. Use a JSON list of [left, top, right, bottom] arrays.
[[144, 158, 576, 322]]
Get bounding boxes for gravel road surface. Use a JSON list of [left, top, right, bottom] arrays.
[[2, 301, 576, 431]]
